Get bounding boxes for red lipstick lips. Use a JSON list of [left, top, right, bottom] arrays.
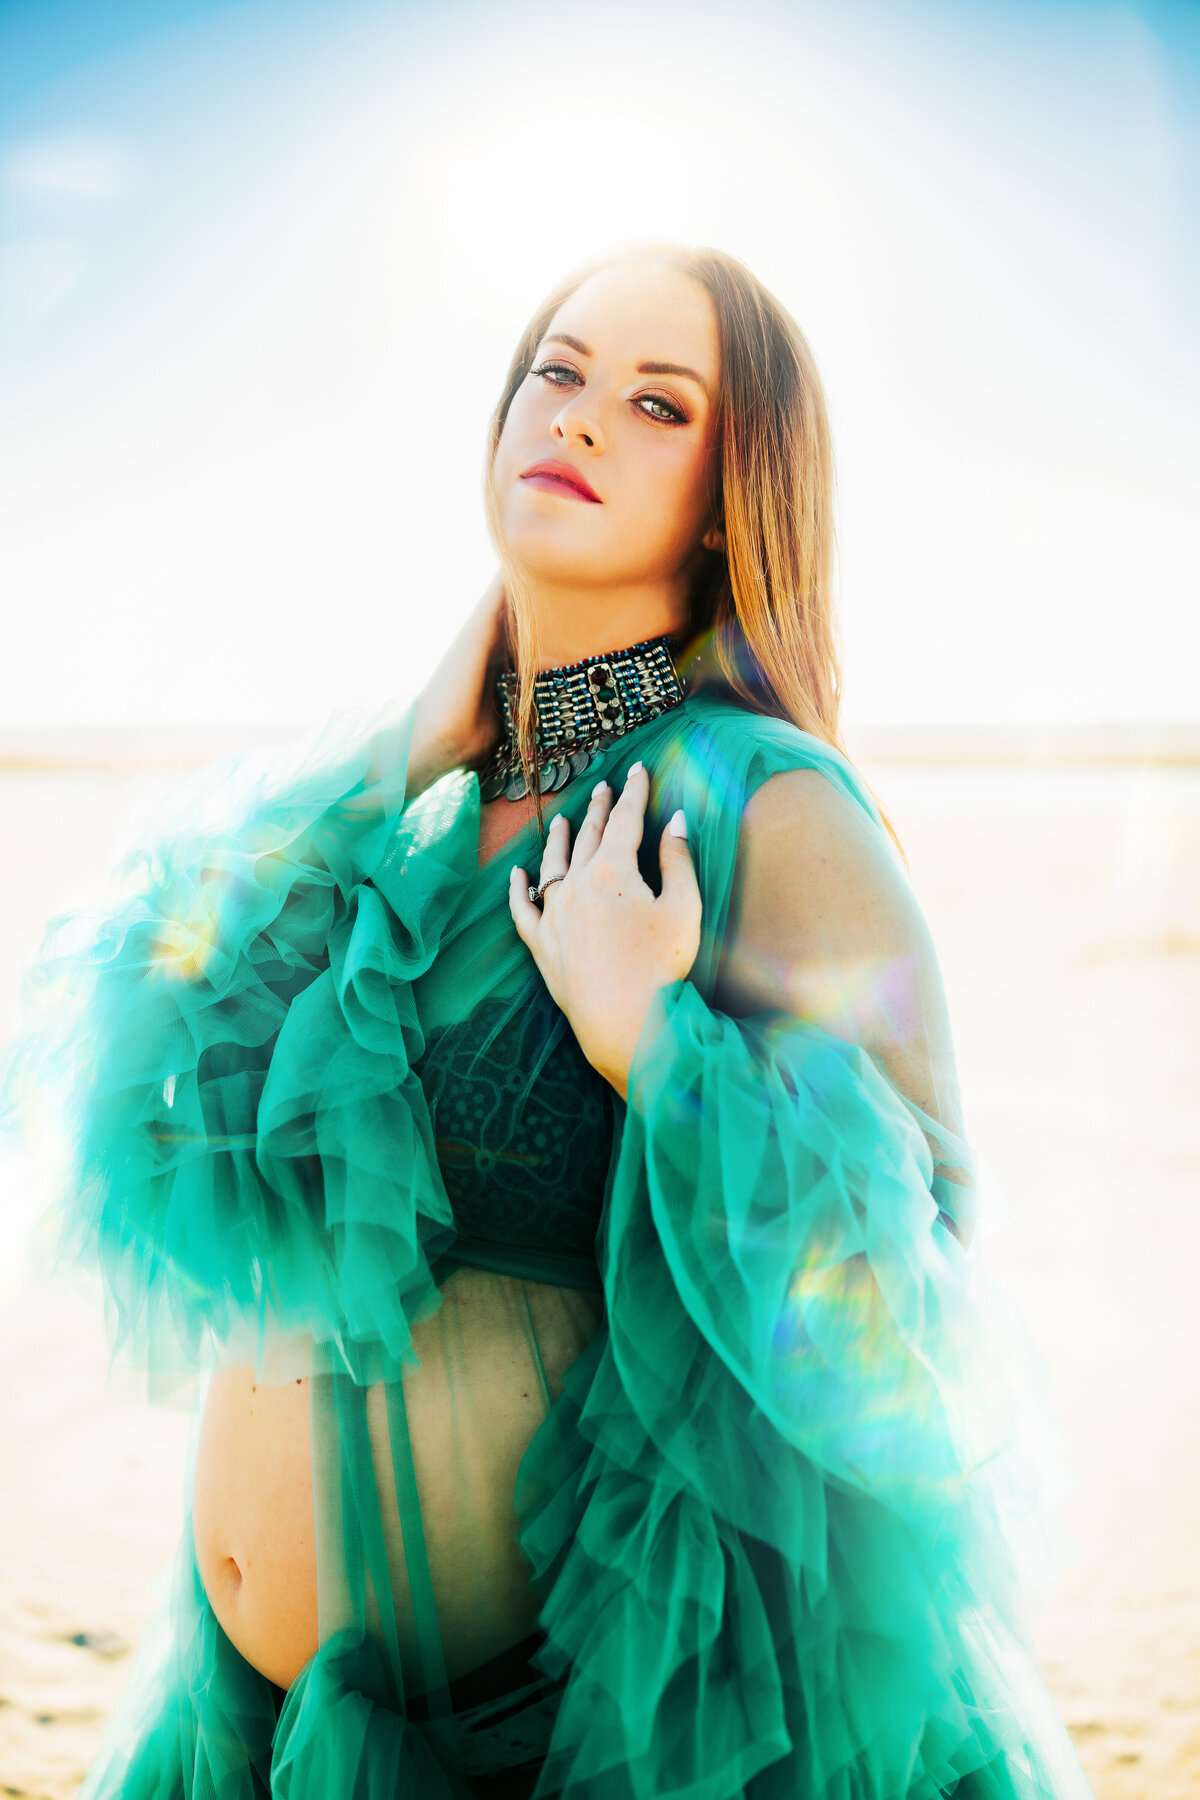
[[519, 460, 601, 503]]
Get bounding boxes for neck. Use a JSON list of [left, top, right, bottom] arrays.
[[521, 572, 692, 669]]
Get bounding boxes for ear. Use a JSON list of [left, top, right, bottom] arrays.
[[702, 523, 726, 555]]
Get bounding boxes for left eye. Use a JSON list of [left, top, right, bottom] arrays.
[[638, 393, 686, 424]]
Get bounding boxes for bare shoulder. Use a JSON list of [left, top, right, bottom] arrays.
[[716, 766, 960, 1130], [727, 765, 921, 965]]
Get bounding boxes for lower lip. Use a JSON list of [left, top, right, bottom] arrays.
[[520, 473, 600, 503]]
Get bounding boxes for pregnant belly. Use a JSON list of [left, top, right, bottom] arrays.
[[192, 1268, 605, 1692]]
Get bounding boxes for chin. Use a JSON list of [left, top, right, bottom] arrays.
[[498, 500, 683, 593], [500, 522, 613, 586], [513, 548, 618, 591]]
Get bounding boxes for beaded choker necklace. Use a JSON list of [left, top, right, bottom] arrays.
[[478, 633, 688, 801]]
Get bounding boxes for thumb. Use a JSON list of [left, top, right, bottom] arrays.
[[658, 809, 699, 906]]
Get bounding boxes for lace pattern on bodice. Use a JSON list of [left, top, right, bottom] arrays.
[[412, 983, 614, 1290]]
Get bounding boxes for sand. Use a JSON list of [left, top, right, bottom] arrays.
[[0, 748, 1197, 1799]]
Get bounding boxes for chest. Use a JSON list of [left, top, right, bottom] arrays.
[[476, 793, 543, 875]]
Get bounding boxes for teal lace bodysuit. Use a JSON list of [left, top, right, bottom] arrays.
[[418, 986, 612, 1296]]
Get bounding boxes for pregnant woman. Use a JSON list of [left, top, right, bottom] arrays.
[[7, 242, 1094, 1797]]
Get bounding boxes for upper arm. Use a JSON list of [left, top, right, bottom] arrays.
[[714, 767, 964, 1140]]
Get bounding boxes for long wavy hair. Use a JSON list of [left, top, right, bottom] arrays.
[[482, 240, 900, 852]]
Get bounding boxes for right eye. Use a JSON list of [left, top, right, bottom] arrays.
[[530, 360, 582, 387]]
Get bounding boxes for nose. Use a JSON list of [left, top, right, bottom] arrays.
[[550, 391, 602, 452]]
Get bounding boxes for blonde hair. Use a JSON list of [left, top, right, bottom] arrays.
[[483, 240, 900, 852]]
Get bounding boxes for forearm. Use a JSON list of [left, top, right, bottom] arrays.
[[362, 697, 479, 810], [400, 574, 508, 802], [403, 701, 470, 801]]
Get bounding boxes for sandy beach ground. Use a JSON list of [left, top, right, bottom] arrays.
[[0, 740, 1197, 1799]]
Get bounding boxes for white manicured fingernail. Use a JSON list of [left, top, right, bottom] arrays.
[[668, 809, 687, 839], [626, 760, 643, 780], [591, 779, 608, 797]]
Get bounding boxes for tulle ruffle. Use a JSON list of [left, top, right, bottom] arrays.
[[6, 700, 476, 1390], [511, 980, 1086, 1798]]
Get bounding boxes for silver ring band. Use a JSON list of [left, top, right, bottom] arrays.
[[529, 873, 566, 905]]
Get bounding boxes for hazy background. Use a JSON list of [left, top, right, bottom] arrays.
[[1, 0, 1197, 728], [1, 3, 1198, 1798]]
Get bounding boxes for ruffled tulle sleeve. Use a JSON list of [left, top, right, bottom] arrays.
[[510, 705, 1092, 1800], [3, 699, 477, 1393]]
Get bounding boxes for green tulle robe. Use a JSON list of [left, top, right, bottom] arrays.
[[2, 689, 1095, 1799]]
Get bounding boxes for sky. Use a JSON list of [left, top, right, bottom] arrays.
[[0, 0, 1197, 727]]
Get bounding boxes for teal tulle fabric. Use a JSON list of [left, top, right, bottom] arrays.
[[1, 691, 1094, 1798]]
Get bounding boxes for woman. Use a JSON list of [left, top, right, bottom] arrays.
[[6, 242, 1093, 1798]]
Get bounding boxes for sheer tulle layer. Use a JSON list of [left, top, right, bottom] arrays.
[[1, 694, 1092, 1797]]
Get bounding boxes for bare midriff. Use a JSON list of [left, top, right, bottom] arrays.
[[192, 1267, 605, 1694]]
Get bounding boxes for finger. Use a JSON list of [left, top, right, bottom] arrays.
[[508, 864, 542, 943], [595, 761, 648, 866], [538, 811, 571, 885], [658, 810, 701, 911], [569, 779, 614, 870]]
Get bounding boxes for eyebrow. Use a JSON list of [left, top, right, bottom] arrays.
[[542, 333, 711, 398]]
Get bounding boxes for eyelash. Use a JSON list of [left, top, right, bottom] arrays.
[[530, 360, 689, 426]]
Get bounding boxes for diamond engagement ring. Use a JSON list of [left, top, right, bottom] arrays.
[[528, 874, 566, 905]]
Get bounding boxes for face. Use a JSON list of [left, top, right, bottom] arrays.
[[491, 261, 723, 593]]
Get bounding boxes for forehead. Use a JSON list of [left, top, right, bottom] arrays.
[[544, 262, 719, 380]]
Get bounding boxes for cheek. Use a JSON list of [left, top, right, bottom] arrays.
[[626, 437, 712, 541], [498, 380, 555, 452], [492, 391, 536, 488], [492, 422, 522, 492]]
